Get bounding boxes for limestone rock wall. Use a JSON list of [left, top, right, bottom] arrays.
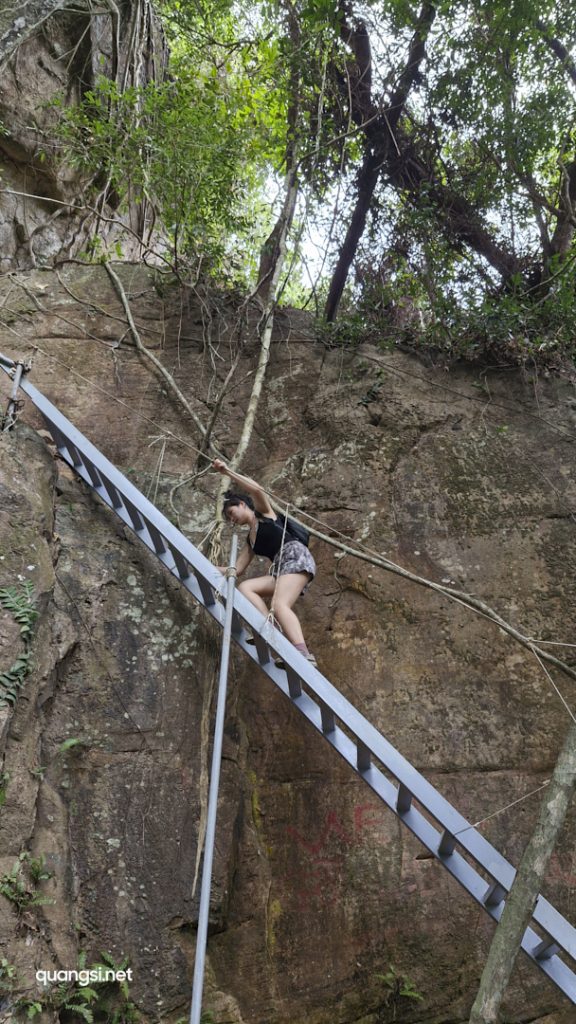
[[0, 265, 575, 1023]]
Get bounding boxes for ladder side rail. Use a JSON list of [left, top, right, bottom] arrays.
[[236, 621, 576, 963], [20, 375, 576, 961], [533, 899, 576, 962], [232, 616, 576, 967], [73, 459, 182, 575], [282, 684, 497, 903], [232, 610, 576, 964], [0, 352, 15, 371], [20, 379, 221, 589], [34, 422, 227, 628], [245, 616, 521, 877], [12, 372, 576, 981], [257, 667, 576, 999]]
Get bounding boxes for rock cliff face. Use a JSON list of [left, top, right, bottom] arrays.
[[0, 2, 166, 271], [0, 265, 576, 1024]]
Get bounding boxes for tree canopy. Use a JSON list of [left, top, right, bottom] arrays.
[[55, 0, 576, 365]]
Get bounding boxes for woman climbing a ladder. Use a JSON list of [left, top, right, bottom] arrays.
[[212, 459, 317, 667]]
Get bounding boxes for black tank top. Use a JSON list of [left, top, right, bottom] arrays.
[[250, 516, 285, 560]]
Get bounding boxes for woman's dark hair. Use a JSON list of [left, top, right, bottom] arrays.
[[222, 489, 255, 520]]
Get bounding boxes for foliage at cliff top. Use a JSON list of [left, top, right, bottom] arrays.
[[55, 0, 576, 366]]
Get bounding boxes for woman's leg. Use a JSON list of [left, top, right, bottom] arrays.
[[271, 573, 311, 646], [238, 575, 276, 618]]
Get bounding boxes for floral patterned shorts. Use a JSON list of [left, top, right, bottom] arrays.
[[269, 540, 316, 593]]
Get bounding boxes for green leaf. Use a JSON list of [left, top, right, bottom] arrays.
[[58, 737, 85, 753]]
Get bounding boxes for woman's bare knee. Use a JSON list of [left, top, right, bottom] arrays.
[[239, 576, 275, 599]]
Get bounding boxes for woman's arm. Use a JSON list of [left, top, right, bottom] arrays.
[[236, 542, 254, 576], [216, 542, 254, 576], [212, 459, 274, 517]]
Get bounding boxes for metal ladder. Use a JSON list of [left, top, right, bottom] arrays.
[[2, 352, 576, 1003]]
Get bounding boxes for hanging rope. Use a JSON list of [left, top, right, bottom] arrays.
[[530, 645, 576, 727], [267, 501, 291, 631], [454, 778, 552, 837]]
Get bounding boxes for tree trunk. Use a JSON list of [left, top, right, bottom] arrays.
[[469, 718, 576, 1023], [324, 148, 381, 321], [232, 166, 299, 470], [549, 158, 576, 258], [325, 0, 436, 322]]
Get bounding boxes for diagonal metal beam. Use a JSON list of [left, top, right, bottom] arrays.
[[1, 352, 575, 1004]]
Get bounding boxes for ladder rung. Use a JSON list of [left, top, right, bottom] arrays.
[[438, 829, 457, 857], [82, 455, 103, 488], [286, 667, 302, 698], [533, 935, 560, 961], [124, 497, 144, 532], [320, 700, 335, 733], [396, 783, 413, 814], [252, 634, 271, 665], [45, 419, 82, 467], [357, 740, 371, 772], [484, 881, 507, 907], [195, 572, 216, 607], [143, 518, 167, 554], [157, 547, 176, 572], [99, 472, 123, 509], [43, 419, 68, 452], [64, 439, 83, 467], [168, 544, 191, 580]]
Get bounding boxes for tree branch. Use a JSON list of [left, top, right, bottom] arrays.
[[104, 261, 216, 446], [326, 0, 436, 321], [535, 18, 576, 88], [337, 4, 376, 129], [324, 146, 381, 321], [387, 0, 436, 131]]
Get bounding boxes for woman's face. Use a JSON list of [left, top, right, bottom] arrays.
[[225, 501, 253, 527]]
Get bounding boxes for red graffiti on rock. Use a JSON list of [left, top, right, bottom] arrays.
[[284, 803, 392, 910]]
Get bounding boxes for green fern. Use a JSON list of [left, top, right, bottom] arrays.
[[375, 964, 424, 1006], [0, 852, 53, 913], [13, 950, 140, 1022], [0, 581, 37, 708], [60, 1002, 94, 1023]]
